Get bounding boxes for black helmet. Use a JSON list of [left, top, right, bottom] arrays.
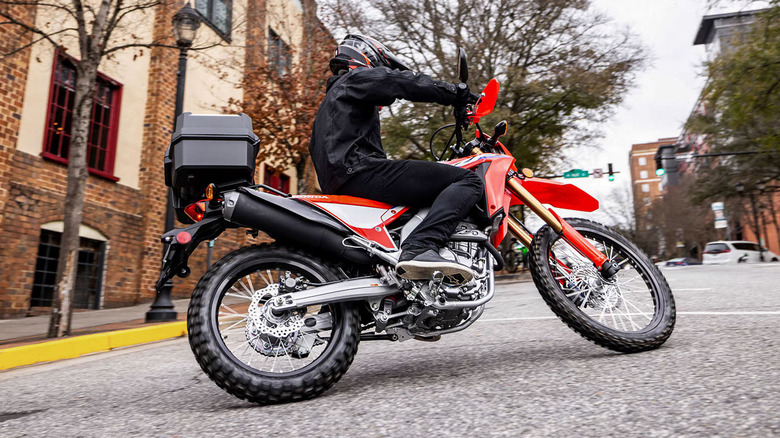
[[329, 34, 410, 74]]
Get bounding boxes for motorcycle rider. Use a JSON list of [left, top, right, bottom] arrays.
[[309, 34, 483, 283]]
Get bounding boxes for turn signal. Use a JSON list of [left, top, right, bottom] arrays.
[[521, 168, 534, 178], [205, 183, 216, 200], [184, 200, 207, 222]]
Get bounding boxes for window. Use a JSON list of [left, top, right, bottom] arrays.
[[31, 230, 105, 309], [733, 242, 760, 251], [658, 183, 663, 192], [264, 165, 290, 193], [703, 243, 729, 254], [638, 157, 647, 166], [195, 0, 232, 38], [43, 51, 121, 180], [268, 28, 292, 77], [643, 197, 651, 206], [640, 170, 648, 179], [641, 183, 650, 193]]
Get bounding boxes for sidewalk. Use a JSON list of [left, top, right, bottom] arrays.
[[0, 298, 191, 346], [0, 299, 192, 371]]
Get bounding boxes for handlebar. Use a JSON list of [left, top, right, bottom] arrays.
[[429, 83, 501, 161]]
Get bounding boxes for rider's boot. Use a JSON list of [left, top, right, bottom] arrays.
[[395, 245, 474, 283]]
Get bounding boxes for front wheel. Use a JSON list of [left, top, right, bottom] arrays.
[[187, 244, 361, 404], [529, 218, 675, 353]]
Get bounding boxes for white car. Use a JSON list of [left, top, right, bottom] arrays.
[[702, 241, 779, 264]]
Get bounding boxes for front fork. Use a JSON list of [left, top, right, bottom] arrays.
[[505, 176, 619, 279]]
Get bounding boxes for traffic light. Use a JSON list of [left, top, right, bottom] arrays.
[[654, 149, 665, 176], [607, 163, 615, 181]]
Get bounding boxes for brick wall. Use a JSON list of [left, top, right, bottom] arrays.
[[0, 0, 321, 318], [0, 150, 146, 316], [0, 4, 35, 228]]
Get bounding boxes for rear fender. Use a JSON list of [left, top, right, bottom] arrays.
[[156, 215, 227, 291], [510, 178, 599, 212]]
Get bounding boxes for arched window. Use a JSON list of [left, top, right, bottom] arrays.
[[30, 223, 108, 310]]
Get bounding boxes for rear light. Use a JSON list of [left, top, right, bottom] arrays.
[[704, 249, 730, 254], [184, 200, 207, 222], [175, 231, 192, 244]]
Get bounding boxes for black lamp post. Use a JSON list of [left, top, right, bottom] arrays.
[[146, 3, 202, 322], [735, 181, 764, 262]]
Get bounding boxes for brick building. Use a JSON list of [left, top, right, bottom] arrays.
[[0, 0, 324, 318], [629, 138, 673, 217], [668, 8, 780, 255]]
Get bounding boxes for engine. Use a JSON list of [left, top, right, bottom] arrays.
[[376, 221, 493, 340]]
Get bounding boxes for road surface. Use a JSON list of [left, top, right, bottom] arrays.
[[1, 263, 779, 437]]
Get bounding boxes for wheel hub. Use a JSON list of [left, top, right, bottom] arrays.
[[588, 284, 623, 310], [566, 265, 623, 310], [245, 284, 305, 356]]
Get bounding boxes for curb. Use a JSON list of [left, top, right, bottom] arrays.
[[0, 321, 187, 371], [495, 272, 532, 282]]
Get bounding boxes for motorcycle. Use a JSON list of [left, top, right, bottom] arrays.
[[501, 237, 527, 273], [157, 49, 675, 404]]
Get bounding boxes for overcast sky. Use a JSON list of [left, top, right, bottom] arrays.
[[546, 0, 766, 227]]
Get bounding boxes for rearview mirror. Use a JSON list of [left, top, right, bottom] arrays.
[[493, 120, 507, 138], [457, 48, 468, 82]]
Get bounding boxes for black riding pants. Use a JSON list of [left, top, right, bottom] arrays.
[[335, 159, 484, 251]]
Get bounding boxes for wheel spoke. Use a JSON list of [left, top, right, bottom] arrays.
[[220, 304, 241, 315], [258, 270, 271, 286], [221, 317, 247, 332], [229, 284, 252, 298], [225, 292, 252, 300], [271, 340, 281, 372], [202, 259, 335, 376], [621, 293, 641, 330], [550, 233, 660, 333], [278, 339, 296, 372]]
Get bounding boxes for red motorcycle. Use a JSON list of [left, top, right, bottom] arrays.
[[159, 50, 675, 404]]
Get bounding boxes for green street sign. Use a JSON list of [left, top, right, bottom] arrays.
[[563, 169, 589, 178]]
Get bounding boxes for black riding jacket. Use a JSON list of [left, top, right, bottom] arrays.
[[309, 66, 460, 193]]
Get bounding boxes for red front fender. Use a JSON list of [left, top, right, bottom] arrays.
[[509, 177, 599, 212]]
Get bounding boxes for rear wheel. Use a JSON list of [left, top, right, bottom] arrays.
[[529, 218, 675, 353], [187, 244, 361, 404]]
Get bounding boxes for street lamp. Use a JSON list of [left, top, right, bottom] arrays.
[[146, 3, 202, 322], [735, 181, 765, 262]]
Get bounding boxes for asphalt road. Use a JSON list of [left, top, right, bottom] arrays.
[[2, 263, 779, 437]]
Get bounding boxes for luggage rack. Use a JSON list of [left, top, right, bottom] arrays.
[[245, 183, 292, 198]]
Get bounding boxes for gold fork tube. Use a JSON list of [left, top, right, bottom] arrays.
[[506, 178, 563, 233], [507, 216, 533, 247]]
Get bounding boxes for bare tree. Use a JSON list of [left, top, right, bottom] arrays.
[[646, 178, 717, 260], [0, 0, 219, 336], [226, 2, 333, 194], [599, 184, 638, 240], [319, 0, 645, 173]]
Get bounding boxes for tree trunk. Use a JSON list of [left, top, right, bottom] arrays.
[[295, 155, 310, 195], [47, 61, 99, 338], [766, 192, 780, 252]]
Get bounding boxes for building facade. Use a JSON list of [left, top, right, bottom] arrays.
[[0, 0, 324, 317], [668, 8, 780, 255], [629, 138, 673, 214]]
